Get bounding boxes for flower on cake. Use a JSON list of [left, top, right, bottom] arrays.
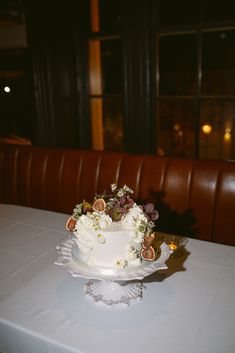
[[89, 212, 112, 230], [115, 258, 128, 269], [122, 205, 149, 242], [74, 215, 94, 252], [97, 233, 106, 244], [70, 184, 158, 230], [126, 245, 141, 265]]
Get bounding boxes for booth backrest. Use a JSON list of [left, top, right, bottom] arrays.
[[0, 144, 235, 246]]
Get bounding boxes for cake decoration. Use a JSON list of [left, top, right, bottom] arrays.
[[66, 184, 159, 269]]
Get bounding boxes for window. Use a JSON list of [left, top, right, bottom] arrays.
[[156, 0, 235, 160], [85, 0, 235, 159], [88, 0, 124, 151]]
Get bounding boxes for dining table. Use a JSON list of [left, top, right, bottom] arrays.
[[0, 203, 235, 353]]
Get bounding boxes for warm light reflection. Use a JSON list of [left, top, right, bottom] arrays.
[[224, 128, 231, 142], [174, 123, 180, 131], [202, 123, 212, 134]]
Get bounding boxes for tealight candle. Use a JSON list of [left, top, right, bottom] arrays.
[[168, 242, 177, 251]]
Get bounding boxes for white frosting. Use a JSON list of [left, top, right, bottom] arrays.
[[73, 203, 151, 269], [74, 224, 142, 269], [122, 205, 148, 243]]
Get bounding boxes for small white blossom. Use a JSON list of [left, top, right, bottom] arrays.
[[111, 183, 117, 191], [75, 214, 94, 231], [88, 212, 112, 230], [122, 205, 147, 228], [126, 245, 141, 265], [117, 189, 125, 197], [133, 232, 145, 243], [97, 233, 106, 244], [123, 184, 133, 194], [114, 258, 128, 269]]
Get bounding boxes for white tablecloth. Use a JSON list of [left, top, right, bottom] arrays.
[[0, 204, 235, 353]]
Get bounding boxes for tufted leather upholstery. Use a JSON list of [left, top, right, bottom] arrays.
[[0, 144, 235, 246]]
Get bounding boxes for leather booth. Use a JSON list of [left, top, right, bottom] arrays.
[[1, 144, 235, 246]]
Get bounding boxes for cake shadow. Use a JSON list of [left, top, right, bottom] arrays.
[[140, 189, 200, 239], [143, 246, 190, 284]]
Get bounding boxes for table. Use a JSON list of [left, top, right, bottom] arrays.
[[0, 204, 235, 353]]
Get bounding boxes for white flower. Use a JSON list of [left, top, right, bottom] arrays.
[[133, 232, 145, 243], [97, 233, 106, 244], [117, 189, 125, 197], [122, 205, 147, 228], [111, 183, 117, 191], [99, 213, 112, 229], [74, 215, 94, 253], [75, 214, 93, 231], [126, 245, 141, 265], [123, 184, 133, 194], [88, 212, 112, 230], [114, 258, 128, 269]]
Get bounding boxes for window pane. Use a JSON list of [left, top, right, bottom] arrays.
[[159, 34, 197, 95], [199, 100, 235, 160], [103, 95, 123, 152], [157, 99, 196, 157], [89, 37, 123, 151], [99, 0, 124, 33], [202, 30, 235, 95], [159, 0, 199, 26], [101, 39, 122, 95]]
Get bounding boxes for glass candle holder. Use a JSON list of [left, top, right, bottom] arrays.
[[164, 234, 188, 258]]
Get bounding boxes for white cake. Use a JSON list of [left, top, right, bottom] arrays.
[[74, 224, 141, 268], [66, 184, 159, 270]]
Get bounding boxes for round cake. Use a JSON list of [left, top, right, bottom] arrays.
[[66, 184, 159, 270]]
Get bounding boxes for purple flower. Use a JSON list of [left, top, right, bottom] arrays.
[[109, 202, 127, 222], [142, 203, 159, 221], [119, 195, 134, 209]]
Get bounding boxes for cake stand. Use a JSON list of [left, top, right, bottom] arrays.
[[55, 235, 171, 306]]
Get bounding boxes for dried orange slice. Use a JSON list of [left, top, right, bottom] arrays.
[[65, 216, 77, 231], [141, 245, 156, 261], [92, 198, 106, 213], [143, 233, 155, 250]]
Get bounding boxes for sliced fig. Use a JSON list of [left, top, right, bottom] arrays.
[[92, 198, 106, 212], [141, 245, 156, 261], [143, 233, 155, 249], [65, 216, 77, 231]]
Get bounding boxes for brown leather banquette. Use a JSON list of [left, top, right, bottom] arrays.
[[0, 143, 235, 246]]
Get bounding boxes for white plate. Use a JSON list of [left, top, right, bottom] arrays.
[[55, 235, 171, 282]]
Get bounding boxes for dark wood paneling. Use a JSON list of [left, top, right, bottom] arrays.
[[123, 0, 155, 154]]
